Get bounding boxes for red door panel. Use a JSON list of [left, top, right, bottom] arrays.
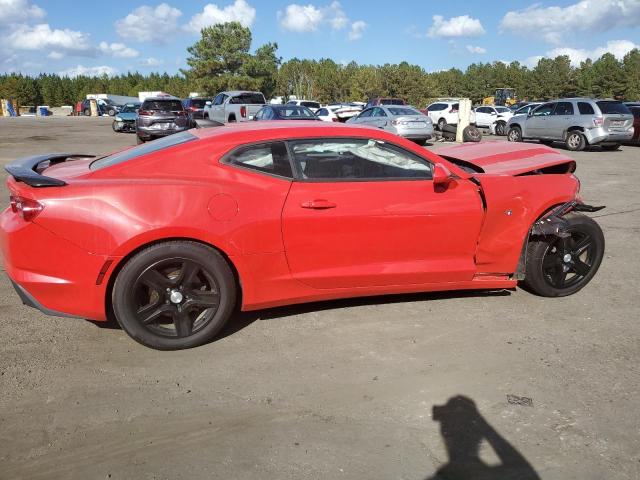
[[282, 179, 484, 289]]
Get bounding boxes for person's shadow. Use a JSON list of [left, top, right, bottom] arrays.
[[427, 395, 540, 480]]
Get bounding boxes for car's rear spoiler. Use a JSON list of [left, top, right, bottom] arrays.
[[4, 153, 95, 187]]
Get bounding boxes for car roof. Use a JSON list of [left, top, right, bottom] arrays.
[[143, 96, 181, 101], [220, 91, 264, 96]]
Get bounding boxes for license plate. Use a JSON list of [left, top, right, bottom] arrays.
[[408, 122, 427, 128], [610, 120, 624, 127], [149, 122, 173, 130]]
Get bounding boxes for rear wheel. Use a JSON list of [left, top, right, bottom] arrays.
[[601, 143, 620, 151], [437, 118, 447, 131], [566, 131, 586, 151], [507, 126, 522, 142], [495, 121, 507, 136], [136, 135, 145, 144], [83, 108, 91, 116], [112, 241, 237, 350], [522, 213, 604, 297]]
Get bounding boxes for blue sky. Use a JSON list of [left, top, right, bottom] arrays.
[[1, 0, 639, 76]]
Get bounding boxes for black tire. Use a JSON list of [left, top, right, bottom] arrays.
[[437, 118, 447, 131], [601, 144, 620, 151], [112, 121, 119, 132], [507, 126, 522, 142], [112, 241, 237, 350], [565, 131, 586, 151], [463, 125, 482, 142], [522, 213, 604, 297], [108, 109, 116, 116], [495, 121, 507, 136], [83, 108, 91, 116], [203, 113, 209, 120]]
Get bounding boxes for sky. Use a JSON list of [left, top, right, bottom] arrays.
[[1, 0, 639, 77]]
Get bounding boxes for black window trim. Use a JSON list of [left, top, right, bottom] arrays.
[[219, 140, 295, 181], [284, 136, 434, 183]]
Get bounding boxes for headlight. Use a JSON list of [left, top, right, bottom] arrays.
[[115, 116, 123, 121]]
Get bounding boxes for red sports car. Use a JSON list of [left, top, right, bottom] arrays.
[[1, 123, 605, 350]]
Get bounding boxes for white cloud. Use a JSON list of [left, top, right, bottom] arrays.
[[524, 55, 544, 68], [0, 0, 45, 24], [59, 65, 118, 77], [99, 41, 138, 58], [347, 20, 366, 40], [278, 1, 351, 32], [140, 57, 163, 67], [501, 0, 640, 44], [466, 45, 486, 54], [187, 0, 256, 32], [5, 23, 94, 54], [115, 3, 182, 42], [428, 15, 485, 38], [546, 40, 640, 66], [47, 51, 63, 59]]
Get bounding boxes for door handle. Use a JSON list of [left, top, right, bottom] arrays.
[[301, 199, 337, 209]]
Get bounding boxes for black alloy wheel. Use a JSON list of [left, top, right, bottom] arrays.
[[112, 241, 236, 349], [523, 213, 604, 297]]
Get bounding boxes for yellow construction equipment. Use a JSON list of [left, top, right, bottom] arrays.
[[483, 88, 517, 107]]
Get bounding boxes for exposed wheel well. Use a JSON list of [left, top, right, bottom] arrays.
[[104, 237, 242, 322], [509, 123, 521, 130], [228, 114, 236, 122], [564, 126, 584, 137]]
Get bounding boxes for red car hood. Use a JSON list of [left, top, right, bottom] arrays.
[[436, 141, 576, 175]]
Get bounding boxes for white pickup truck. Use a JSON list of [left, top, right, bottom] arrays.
[[203, 91, 266, 123]]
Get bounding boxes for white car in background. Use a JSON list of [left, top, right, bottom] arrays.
[[316, 104, 362, 122], [285, 99, 322, 113], [474, 105, 514, 136], [425, 100, 476, 131]]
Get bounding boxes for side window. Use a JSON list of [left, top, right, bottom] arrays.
[[554, 102, 574, 115], [372, 107, 387, 117], [224, 142, 293, 178], [358, 108, 373, 118], [430, 103, 445, 111], [532, 103, 555, 116], [578, 102, 595, 115], [254, 109, 263, 120], [212, 94, 223, 106], [289, 139, 432, 181], [263, 108, 274, 120], [317, 108, 328, 116]]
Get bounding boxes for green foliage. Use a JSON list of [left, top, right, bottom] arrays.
[[1, 20, 638, 108]]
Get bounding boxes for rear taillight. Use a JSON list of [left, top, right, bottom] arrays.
[[594, 117, 604, 126], [449, 107, 458, 113], [10, 194, 43, 222], [240, 106, 247, 118], [138, 109, 151, 116]]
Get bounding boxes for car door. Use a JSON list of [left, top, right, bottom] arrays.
[[525, 102, 555, 137], [474, 107, 493, 127], [548, 101, 574, 139], [370, 107, 388, 128], [211, 94, 227, 122], [281, 138, 485, 288], [352, 107, 373, 125]]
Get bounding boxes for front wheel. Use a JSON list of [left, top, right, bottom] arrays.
[[566, 131, 586, 151], [507, 126, 522, 142], [522, 213, 604, 297], [112, 241, 237, 350]]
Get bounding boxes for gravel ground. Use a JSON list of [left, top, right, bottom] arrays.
[[0, 116, 638, 480]]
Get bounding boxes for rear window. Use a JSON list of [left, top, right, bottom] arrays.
[[276, 106, 316, 118], [301, 101, 320, 109], [380, 98, 405, 105], [578, 102, 595, 115], [596, 101, 631, 115], [229, 93, 266, 104], [388, 107, 421, 116], [142, 100, 183, 111], [190, 98, 210, 108], [90, 131, 196, 170]]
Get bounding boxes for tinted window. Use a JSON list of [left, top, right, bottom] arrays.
[[596, 101, 631, 115], [213, 94, 224, 106], [476, 107, 491, 114], [275, 106, 316, 118], [388, 107, 421, 116], [289, 139, 432, 181], [358, 109, 373, 118], [190, 98, 210, 108], [379, 98, 405, 105], [229, 93, 266, 104], [532, 103, 554, 116], [428, 103, 446, 111], [317, 108, 329, 116], [225, 142, 292, 178], [372, 107, 387, 117], [301, 101, 320, 109], [142, 100, 183, 111], [91, 131, 196, 170], [578, 102, 595, 115], [554, 102, 574, 115]]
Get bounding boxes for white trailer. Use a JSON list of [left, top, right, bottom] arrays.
[[86, 93, 139, 105]]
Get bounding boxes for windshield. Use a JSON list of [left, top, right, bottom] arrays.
[[596, 101, 631, 115], [142, 100, 183, 111], [190, 98, 210, 108], [90, 131, 196, 170], [121, 104, 140, 113], [276, 106, 316, 118]]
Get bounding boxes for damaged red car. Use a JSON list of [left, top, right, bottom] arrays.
[[1, 123, 605, 350]]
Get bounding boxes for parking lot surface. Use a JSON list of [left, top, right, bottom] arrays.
[[0, 117, 638, 480]]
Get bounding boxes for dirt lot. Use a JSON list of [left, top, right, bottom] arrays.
[[0, 116, 638, 480]]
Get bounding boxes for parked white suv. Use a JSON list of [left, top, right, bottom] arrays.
[[474, 106, 514, 135], [425, 100, 475, 131], [203, 91, 266, 123]]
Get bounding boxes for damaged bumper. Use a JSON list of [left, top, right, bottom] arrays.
[[531, 201, 605, 237]]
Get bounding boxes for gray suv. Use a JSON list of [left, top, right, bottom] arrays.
[[136, 96, 191, 144], [507, 98, 634, 151]]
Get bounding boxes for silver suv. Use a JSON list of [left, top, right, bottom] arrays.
[[136, 96, 191, 144], [507, 98, 634, 151]]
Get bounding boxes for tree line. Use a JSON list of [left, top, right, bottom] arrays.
[[1, 22, 639, 108]]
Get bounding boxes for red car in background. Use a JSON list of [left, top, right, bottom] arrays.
[[1, 123, 605, 350], [624, 102, 640, 144]]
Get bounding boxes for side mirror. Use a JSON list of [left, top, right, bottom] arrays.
[[491, 111, 497, 115], [205, 101, 212, 106], [433, 163, 453, 189]]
